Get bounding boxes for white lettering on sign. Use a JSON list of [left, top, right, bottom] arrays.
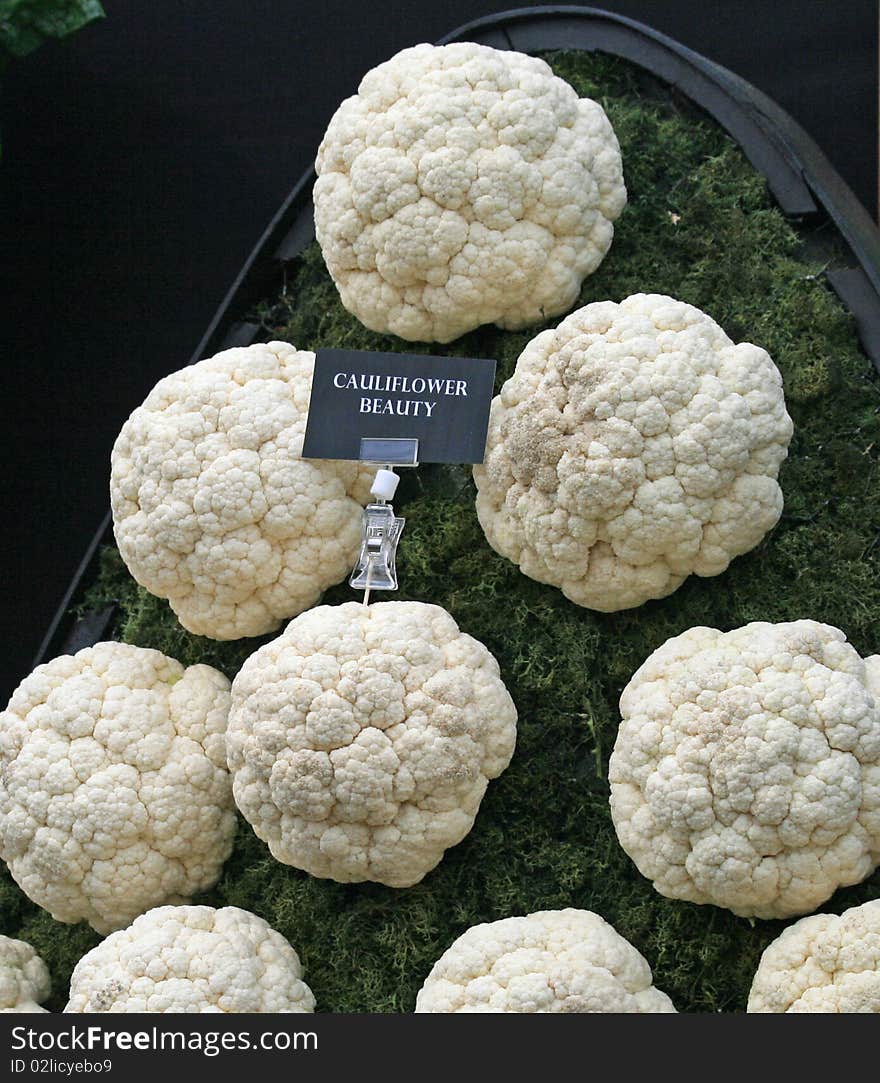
[[303, 348, 496, 464], [360, 397, 436, 417], [340, 371, 465, 423], [335, 372, 468, 397]]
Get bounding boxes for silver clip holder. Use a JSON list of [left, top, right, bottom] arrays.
[[349, 439, 417, 597], [358, 437, 419, 467]]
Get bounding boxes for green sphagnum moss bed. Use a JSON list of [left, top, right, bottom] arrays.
[[4, 51, 879, 1013]]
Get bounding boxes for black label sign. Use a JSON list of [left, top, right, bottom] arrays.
[[302, 348, 497, 465]]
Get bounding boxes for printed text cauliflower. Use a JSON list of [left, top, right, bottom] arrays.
[[0, 642, 236, 934], [748, 900, 880, 1012], [609, 621, 880, 918], [110, 341, 374, 639], [314, 42, 626, 342], [65, 905, 315, 1012], [0, 936, 50, 1013], [227, 601, 517, 886], [474, 294, 793, 610], [415, 908, 675, 1012]]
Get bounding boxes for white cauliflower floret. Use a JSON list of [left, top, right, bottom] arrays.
[[415, 908, 675, 1012], [226, 601, 517, 886], [65, 905, 314, 1013], [473, 294, 793, 611], [0, 643, 236, 934], [748, 900, 880, 1012], [110, 341, 374, 640], [0, 936, 50, 1013], [314, 42, 625, 342], [609, 620, 880, 919]]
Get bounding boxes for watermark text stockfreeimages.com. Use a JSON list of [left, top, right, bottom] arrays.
[[10, 1024, 317, 1059]]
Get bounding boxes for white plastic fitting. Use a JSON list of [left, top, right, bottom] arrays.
[[370, 468, 400, 502]]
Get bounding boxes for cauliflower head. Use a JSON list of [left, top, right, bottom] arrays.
[[0, 642, 236, 934], [314, 42, 626, 343], [226, 600, 517, 886], [609, 620, 880, 919], [748, 900, 880, 1013], [110, 341, 374, 639], [0, 936, 50, 1013], [65, 905, 315, 1013], [415, 908, 675, 1012], [473, 294, 793, 611]]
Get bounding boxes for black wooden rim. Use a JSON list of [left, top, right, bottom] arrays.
[[32, 4, 880, 670]]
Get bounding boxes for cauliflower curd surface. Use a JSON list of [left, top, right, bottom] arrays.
[[416, 908, 676, 1012], [748, 900, 880, 1012], [314, 42, 626, 342], [0, 936, 50, 1013], [610, 621, 880, 918], [227, 600, 517, 886], [111, 341, 374, 640], [474, 294, 793, 611], [65, 905, 315, 1013], [0, 642, 235, 934]]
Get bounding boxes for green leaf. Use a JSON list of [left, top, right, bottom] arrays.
[[0, 0, 105, 60]]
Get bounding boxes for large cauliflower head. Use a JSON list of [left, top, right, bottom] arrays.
[[110, 341, 374, 640], [0, 936, 50, 1013], [415, 908, 675, 1012], [473, 294, 793, 611], [314, 42, 626, 342], [226, 600, 517, 886], [748, 900, 880, 1012], [65, 905, 315, 1013], [609, 621, 880, 919], [0, 642, 236, 934]]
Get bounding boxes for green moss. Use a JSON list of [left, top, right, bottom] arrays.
[[75, 546, 275, 679], [3, 50, 879, 1013]]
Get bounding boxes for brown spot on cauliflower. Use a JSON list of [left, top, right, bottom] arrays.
[[473, 294, 793, 611]]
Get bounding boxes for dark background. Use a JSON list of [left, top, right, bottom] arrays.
[[2, 0, 877, 701]]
